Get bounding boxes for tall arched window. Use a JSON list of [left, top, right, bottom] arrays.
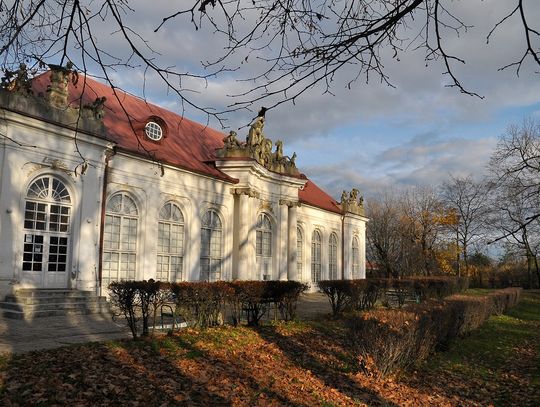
[[157, 202, 185, 282], [352, 236, 360, 278], [297, 227, 303, 281], [329, 233, 338, 280], [102, 193, 138, 286], [200, 209, 222, 281], [23, 175, 71, 287], [256, 213, 273, 280], [311, 230, 322, 282]]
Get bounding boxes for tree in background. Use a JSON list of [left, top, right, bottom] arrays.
[[402, 186, 446, 276], [487, 119, 540, 288], [440, 175, 490, 276], [366, 186, 447, 278]]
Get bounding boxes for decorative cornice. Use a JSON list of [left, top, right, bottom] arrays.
[[231, 187, 260, 198], [279, 199, 300, 207]]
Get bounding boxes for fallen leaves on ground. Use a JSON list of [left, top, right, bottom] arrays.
[[0, 292, 539, 406]]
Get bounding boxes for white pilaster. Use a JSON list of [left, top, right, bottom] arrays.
[[287, 204, 298, 281], [237, 191, 250, 280], [278, 201, 288, 280]]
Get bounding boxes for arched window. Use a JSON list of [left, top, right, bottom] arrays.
[[297, 227, 303, 281], [157, 202, 185, 282], [102, 193, 138, 286], [23, 175, 71, 287], [256, 213, 273, 280], [352, 236, 360, 278], [329, 233, 338, 280], [311, 230, 322, 282], [200, 209, 222, 281]]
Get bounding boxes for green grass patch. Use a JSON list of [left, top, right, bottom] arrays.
[[419, 291, 540, 405]]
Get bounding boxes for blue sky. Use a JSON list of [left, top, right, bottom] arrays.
[[96, 0, 540, 200]]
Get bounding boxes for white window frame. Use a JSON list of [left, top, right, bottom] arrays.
[[329, 233, 338, 280], [22, 175, 72, 283], [352, 236, 360, 278], [256, 213, 273, 280], [157, 202, 185, 282], [297, 226, 304, 281], [311, 230, 322, 282], [200, 209, 223, 282], [102, 192, 138, 287]]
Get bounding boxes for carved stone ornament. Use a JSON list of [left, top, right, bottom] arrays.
[[259, 201, 274, 214], [215, 110, 300, 176], [340, 188, 365, 216]]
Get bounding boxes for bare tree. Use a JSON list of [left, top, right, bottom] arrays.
[[489, 119, 540, 238], [1, 0, 539, 120], [440, 175, 489, 275], [366, 191, 410, 278], [401, 185, 445, 275], [487, 179, 540, 288]]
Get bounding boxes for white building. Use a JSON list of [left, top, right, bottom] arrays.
[[0, 66, 367, 299]]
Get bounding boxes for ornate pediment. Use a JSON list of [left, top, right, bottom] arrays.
[[340, 188, 365, 216], [215, 109, 299, 176]]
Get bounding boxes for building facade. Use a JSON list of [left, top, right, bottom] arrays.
[[0, 66, 367, 298]]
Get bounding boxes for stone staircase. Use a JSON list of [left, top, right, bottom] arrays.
[[0, 289, 110, 320]]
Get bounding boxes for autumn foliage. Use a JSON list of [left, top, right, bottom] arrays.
[[109, 280, 308, 338], [347, 287, 522, 376], [319, 276, 469, 316]]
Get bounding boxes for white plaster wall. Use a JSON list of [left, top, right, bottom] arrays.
[[0, 111, 108, 297], [0, 107, 368, 300], [297, 204, 342, 288], [105, 153, 236, 284]]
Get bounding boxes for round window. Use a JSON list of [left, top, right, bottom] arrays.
[[145, 121, 163, 141]]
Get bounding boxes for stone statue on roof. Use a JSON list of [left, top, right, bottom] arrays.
[[215, 107, 300, 176]]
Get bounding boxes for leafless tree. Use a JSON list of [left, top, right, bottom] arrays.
[[1, 0, 539, 121], [489, 119, 540, 237], [366, 191, 409, 278], [401, 185, 445, 275], [440, 175, 490, 275], [487, 179, 540, 288]]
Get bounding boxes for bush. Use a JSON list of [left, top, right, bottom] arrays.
[[109, 280, 171, 339], [320, 277, 468, 316], [171, 281, 232, 328], [108, 281, 141, 339], [318, 280, 352, 316], [347, 287, 523, 376]]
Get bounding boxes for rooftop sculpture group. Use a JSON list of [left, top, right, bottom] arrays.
[[216, 108, 299, 176], [340, 188, 365, 216]]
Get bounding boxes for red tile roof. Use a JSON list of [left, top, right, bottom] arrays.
[[32, 73, 235, 182], [299, 180, 342, 214], [29, 73, 341, 213]]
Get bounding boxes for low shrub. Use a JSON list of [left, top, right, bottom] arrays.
[[348, 287, 523, 376], [171, 281, 232, 328], [318, 280, 352, 316], [108, 281, 142, 339], [320, 276, 468, 316]]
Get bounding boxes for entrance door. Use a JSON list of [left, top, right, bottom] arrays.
[[22, 175, 71, 288]]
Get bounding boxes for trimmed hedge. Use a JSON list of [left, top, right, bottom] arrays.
[[319, 276, 469, 316], [347, 287, 522, 376], [108, 279, 308, 338]]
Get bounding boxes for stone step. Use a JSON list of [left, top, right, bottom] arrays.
[[5, 294, 105, 306], [10, 289, 94, 299], [1, 302, 111, 320], [1, 289, 110, 320]]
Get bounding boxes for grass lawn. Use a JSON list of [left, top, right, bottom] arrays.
[[0, 291, 538, 406]]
